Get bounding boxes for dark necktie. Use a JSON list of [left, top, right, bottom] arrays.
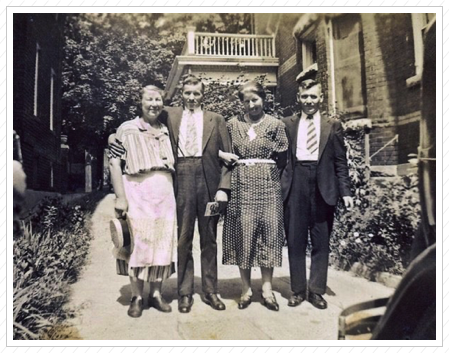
[[306, 115, 318, 154]]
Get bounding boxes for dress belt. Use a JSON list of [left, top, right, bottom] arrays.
[[236, 159, 276, 166]]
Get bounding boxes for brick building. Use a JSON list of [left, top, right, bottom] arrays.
[[255, 13, 435, 175], [13, 13, 67, 191]]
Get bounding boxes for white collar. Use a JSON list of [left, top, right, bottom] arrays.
[[300, 111, 321, 120]]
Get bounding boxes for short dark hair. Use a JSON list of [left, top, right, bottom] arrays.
[[298, 79, 321, 91], [238, 81, 266, 102], [181, 74, 205, 93], [141, 85, 166, 100]]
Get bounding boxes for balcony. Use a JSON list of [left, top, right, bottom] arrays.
[[185, 32, 276, 58], [165, 27, 279, 99]]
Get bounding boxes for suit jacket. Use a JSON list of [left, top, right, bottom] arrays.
[[161, 106, 232, 200], [281, 112, 352, 206]]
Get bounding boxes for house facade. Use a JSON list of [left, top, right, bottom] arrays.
[[165, 26, 279, 99], [256, 13, 435, 175], [13, 13, 67, 192]]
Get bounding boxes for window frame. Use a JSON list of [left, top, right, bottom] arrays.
[[407, 13, 436, 88], [33, 42, 40, 117]]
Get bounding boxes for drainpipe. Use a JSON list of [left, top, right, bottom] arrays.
[[327, 20, 336, 115]]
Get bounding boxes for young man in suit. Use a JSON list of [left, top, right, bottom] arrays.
[[165, 75, 231, 313], [109, 75, 232, 313], [281, 78, 353, 310]]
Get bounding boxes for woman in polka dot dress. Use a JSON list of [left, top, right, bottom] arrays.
[[220, 81, 289, 311]]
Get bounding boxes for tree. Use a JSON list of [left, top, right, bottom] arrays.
[[62, 13, 251, 154], [62, 13, 184, 154]]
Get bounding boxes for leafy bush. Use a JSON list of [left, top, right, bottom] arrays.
[[330, 112, 420, 278], [13, 192, 104, 340], [331, 175, 420, 277], [169, 74, 289, 120]]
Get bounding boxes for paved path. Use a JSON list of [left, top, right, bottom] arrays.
[[67, 194, 394, 340]]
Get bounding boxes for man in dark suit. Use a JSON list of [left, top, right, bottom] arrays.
[[109, 75, 232, 313], [281, 77, 353, 310], [165, 75, 231, 313]]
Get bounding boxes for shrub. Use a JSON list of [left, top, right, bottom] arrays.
[[330, 111, 420, 278], [13, 192, 104, 340], [169, 74, 290, 120]]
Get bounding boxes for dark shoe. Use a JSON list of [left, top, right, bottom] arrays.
[[148, 295, 172, 313], [308, 292, 327, 310], [127, 296, 143, 318], [288, 293, 306, 307], [178, 295, 194, 313], [204, 293, 226, 311], [238, 293, 253, 310], [261, 293, 279, 311]]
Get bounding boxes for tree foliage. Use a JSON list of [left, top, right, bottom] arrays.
[[61, 13, 251, 153]]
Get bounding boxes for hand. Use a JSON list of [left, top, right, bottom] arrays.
[[215, 190, 228, 214], [13, 160, 27, 196], [215, 190, 228, 203], [218, 150, 239, 166], [108, 133, 125, 158], [114, 197, 128, 219], [343, 196, 354, 211]]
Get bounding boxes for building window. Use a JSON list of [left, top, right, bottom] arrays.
[[408, 13, 436, 86], [301, 40, 317, 70], [296, 19, 317, 72], [33, 42, 40, 117], [50, 68, 55, 131], [330, 14, 366, 117]]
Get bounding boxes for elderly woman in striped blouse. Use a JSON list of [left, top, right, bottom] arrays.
[[109, 85, 177, 318]]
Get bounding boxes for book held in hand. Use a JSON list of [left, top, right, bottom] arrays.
[[204, 202, 220, 217]]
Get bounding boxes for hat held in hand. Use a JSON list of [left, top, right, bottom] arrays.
[[110, 216, 133, 262]]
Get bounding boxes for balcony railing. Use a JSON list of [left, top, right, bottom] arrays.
[[183, 27, 276, 58]]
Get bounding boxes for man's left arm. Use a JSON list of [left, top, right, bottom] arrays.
[[216, 114, 232, 203], [333, 121, 354, 209]]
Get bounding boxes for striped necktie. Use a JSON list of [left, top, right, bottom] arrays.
[[306, 115, 318, 154], [185, 111, 199, 156]]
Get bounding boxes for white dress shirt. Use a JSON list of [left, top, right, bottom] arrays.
[[178, 108, 204, 157], [296, 111, 321, 161]]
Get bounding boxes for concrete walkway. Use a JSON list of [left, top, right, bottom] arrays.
[[67, 194, 394, 340]]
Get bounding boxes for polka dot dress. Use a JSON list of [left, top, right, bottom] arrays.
[[222, 115, 289, 269]]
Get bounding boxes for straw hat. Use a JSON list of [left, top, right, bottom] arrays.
[[110, 217, 133, 261]]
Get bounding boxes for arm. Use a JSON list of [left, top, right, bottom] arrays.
[[274, 120, 289, 171], [276, 150, 288, 170], [217, 115, 232, 192], [109, 155, 128, 218], [333, 121, 354, 209], [108, 133, 126, 158]]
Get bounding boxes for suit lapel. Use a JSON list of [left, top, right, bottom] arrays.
[[290, 114, 300, 155], [318, 114, 332, 162], [202, 111, 215, 151], [169, 107, 183, 148]]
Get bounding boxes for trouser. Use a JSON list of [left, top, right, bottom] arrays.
[[176, 157, 219, 296], [286, 161, 334, 295]]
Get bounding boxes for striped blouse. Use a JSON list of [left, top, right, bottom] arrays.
[[114, 117, 175, 175]]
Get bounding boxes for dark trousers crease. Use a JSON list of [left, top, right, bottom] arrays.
[[286, 162, 334, 295], [176, 158, 219, 296]]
